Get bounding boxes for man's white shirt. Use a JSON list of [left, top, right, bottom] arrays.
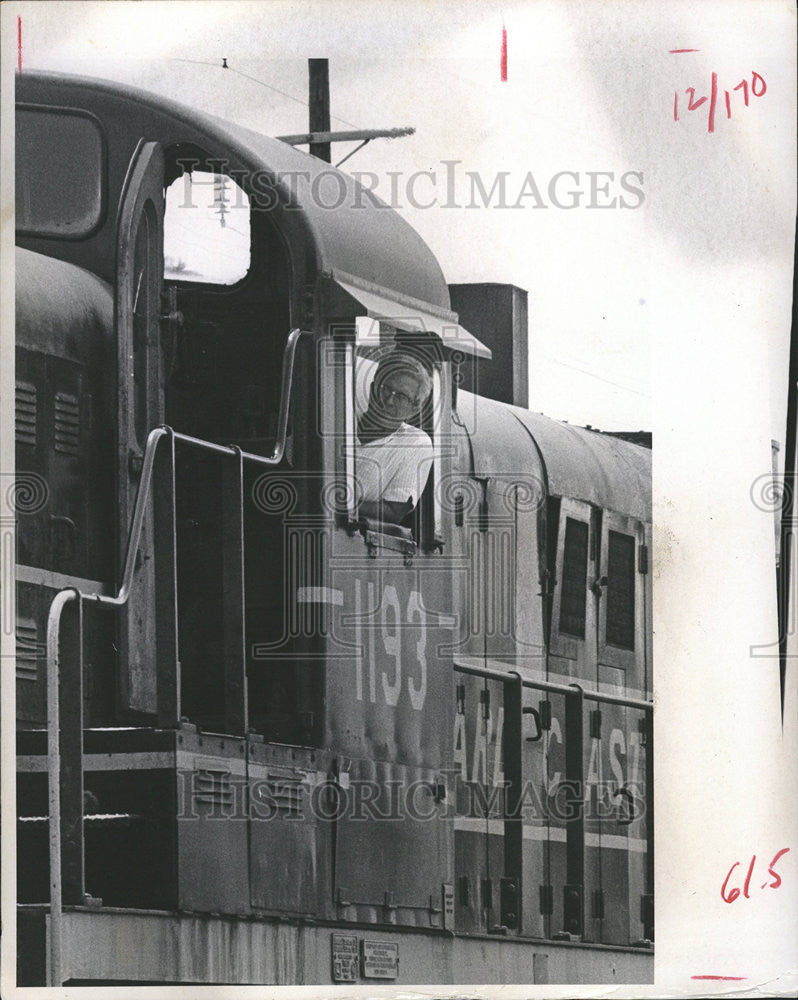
[[356, 422, 433, 505], [353, 355, 433, 505]]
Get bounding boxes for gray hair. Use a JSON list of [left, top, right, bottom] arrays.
[[375, 351, 433, 406]]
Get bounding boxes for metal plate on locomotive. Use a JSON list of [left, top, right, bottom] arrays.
[[331, 933, 358, 983], [361, 939, 399, 979]]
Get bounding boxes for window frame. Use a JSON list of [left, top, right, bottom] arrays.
[[340, 321, 447, 553], [558, 516, 590, 640], [162, 164, 253, 288], [15, 104, 108, 241], [597, 511, 647, 677], [548, 497, 597, 670]]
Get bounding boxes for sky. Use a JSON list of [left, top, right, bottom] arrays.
[[6, 0, 790, 438]]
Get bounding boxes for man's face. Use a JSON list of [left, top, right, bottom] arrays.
[[368, 366, 424, 431]]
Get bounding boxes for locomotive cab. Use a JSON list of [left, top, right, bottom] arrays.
[[15, 72, 483, 743], [15, 70, 483, 929]]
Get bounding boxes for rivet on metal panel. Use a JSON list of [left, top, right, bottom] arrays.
[[500, 877, 519, 928], [442, 883, 455, 930], [562, 883, 583, 936]]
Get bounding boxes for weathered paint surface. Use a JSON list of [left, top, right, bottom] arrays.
[[33, 908, 652, 985]]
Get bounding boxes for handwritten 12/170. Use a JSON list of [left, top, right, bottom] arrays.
[[673, 70, 767, 133]]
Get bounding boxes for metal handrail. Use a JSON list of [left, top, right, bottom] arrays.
[[454, 655, 652, 941], [43, 327, 303, 984], [45, 589, 78, 987], [110, 325, 303, 611], [453, 659, 652, 712]]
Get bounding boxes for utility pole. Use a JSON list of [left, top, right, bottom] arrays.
[[308, 59, 331, 162], [278, 58, 414, 166]]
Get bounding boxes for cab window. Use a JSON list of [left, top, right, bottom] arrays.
[[163, 169, 251, 284], [559, 517, 589, 638], [16, 108, 105, 238], [345, 319, 443, 544], [606, 530, 635, 649]]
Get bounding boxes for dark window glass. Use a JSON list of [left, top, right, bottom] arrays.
[[16, 109, 103, 237], [607, 531, 635, 649], [560, 517, 588, 638]]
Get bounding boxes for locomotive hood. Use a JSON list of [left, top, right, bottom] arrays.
[[460, 389, 652, 522], [15, 247, 113, 359]]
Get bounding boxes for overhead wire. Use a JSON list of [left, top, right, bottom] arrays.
[[169, 56, 362, 130], [541, 354, 649, 397]]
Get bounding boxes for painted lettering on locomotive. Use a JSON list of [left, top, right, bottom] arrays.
[[12, 72, 653, 986]]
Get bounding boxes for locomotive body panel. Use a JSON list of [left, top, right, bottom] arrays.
[[12, 71, 653, 985]]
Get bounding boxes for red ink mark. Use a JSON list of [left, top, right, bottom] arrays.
[[692, 976, 747, 981], [17, 16, 22, 75], [500, 24, 507, 82], [674, 69, 766, 133], [686, 87, 707, 111], [743, 853, 756, 898], [670, 48, 701, 53], [767, 847, 790, 888], [721, 861, 741, 903], [721, 848, 789, 902], [708, 71, 718, 132], [734, 78, 749, 105]]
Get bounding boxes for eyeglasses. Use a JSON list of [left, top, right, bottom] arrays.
[[377, 381, 418, 410]]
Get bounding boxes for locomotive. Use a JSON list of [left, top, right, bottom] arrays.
[[11, 71, 653, 986]]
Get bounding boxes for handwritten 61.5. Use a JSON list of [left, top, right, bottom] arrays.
[[721, 848, 790, 903]]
